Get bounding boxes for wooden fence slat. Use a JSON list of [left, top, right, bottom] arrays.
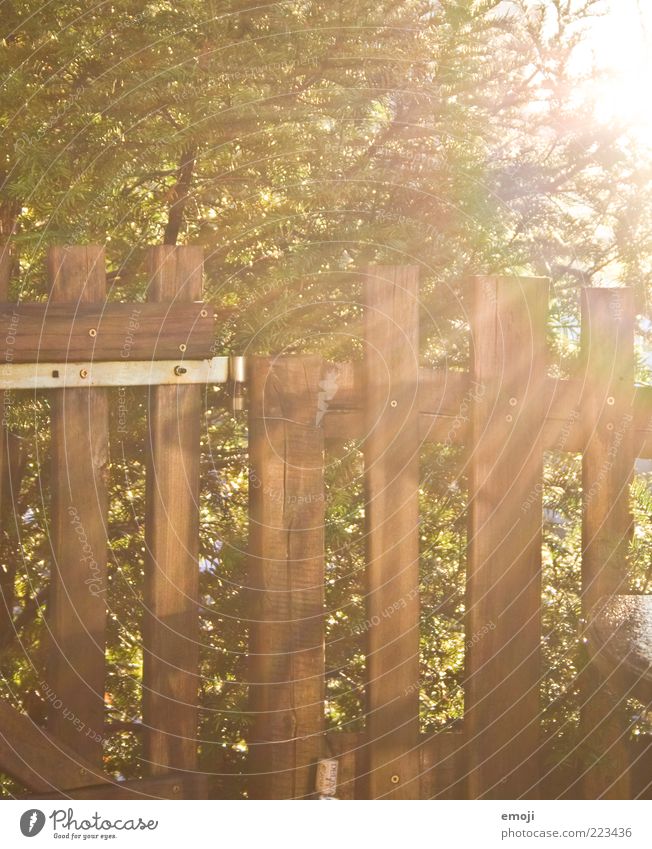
[[465, 275, 548, 799], [362, 265, 421, 799], [419, 732, 467, 799], [324, 732, 363, 800], [0, 237, 13, 643], [322, 730, 466, 800], [142, 246, 203, 774], [322, 368, 652, 459], [579, 287, 634, 799], [27, 773, 210, 800], [46, 245, 109, 766], [0, 302, 214, 362], [247, 355, 326, 799], [0, 697, 210, 798], [0, 699, 108, 792]]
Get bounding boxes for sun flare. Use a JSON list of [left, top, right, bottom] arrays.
[[582, 0, 652, 142]]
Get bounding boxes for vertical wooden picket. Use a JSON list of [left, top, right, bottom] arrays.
[[47, 245, 109, 765], [143, 246, 202, 774], [362, 266, 421, 799], [247, 355, 326, 799], [0, 237, 13, 641], [466, 276, 548, 799], [579, 287, 634, 799]]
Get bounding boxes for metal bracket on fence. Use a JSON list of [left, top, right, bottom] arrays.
[[0, 357, 231, 390], [228, 355, 247, 411]]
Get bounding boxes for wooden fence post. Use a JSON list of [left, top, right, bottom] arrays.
[[143, 246, 203, 774], [466, 275, 548, 799], [47, 245, 109, 765], [0, 237, 13, 641], [247, 355, 326, 799], [362, 266, 421, 799], [579, 287, 634, 799]]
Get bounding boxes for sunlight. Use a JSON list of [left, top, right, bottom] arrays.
[[582, 0, 652, 143]]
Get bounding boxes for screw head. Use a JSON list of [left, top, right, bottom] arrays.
[[179, 343, 187, 352], [390, 774, 400, 784], [509, 397, 518, 406], [200, 309, 208, 318], [607, 396, 615, 405], [174, 365, 188, 376], [88, 328, 97, 338], [51, 369, 59, 378], [390, 400, 398, 408], [506, 414, 513, 422], [79, 369, 89, 379]]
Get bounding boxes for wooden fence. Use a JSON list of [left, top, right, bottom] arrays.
[[0, 245, 649, 799]]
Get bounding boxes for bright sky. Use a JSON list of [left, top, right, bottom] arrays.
[[583, 0, 652, 140]]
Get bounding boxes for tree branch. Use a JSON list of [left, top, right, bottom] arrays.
[[163, 144, 197, 245]]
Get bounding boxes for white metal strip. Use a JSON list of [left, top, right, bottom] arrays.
[[0, 357, 230, 390]]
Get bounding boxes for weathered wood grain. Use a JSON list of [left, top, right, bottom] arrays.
[[322, 730, 466, 800], [0, 237, 13, 645], [26, 772, 210, 800], [142, 245, 203, 774], [419, 731, 467, 799], [579, 287, 634, 800], [465, 276, 548, 799], [0, 699, 107, 792], [0, 302, 214, 362], [322, 370, 652, 459], [362, 266, 421, 799], [46, 245, 109, 766], [247, 355, 326, 799]]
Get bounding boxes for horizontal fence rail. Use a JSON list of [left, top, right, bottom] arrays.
[[0, 301, 214, 362]]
